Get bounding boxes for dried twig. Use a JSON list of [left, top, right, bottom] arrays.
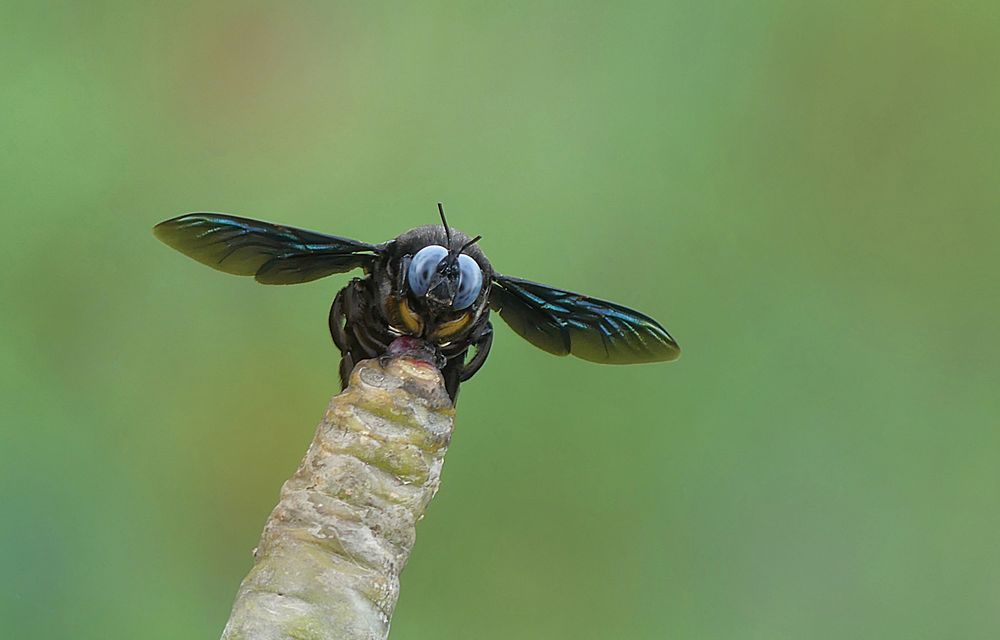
[[220, 349, 455, 640]]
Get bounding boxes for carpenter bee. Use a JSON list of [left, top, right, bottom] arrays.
[[154, 204, 680, 401]]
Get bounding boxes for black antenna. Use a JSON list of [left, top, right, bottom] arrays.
[[459, 235, 482, 255], [437, 202, 452, 249]]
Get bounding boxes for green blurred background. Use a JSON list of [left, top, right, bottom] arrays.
[[2, 1, 998, 638]]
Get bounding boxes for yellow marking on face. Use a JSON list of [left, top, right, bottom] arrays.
[[430, 313, 472, 341], [398, 298, 425, 335]]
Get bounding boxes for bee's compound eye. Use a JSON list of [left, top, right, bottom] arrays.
[[454, 254, 483, 310], [407, 245, 448, 296]]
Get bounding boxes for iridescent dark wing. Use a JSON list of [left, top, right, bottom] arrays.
[[153, 213, 381, 284], [489, 274, 680, 364]]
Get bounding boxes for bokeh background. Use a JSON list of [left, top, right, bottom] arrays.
[[2, 2, 998, 638]]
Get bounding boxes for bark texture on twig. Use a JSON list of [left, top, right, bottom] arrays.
[[220, 354, 454, 640]]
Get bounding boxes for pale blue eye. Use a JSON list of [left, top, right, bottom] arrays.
[[454, 254, 483, 310], [408, 245, 448, 296]]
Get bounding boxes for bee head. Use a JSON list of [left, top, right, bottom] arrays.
[[405, 204, 483, 312]]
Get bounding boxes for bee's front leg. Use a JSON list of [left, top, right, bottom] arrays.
[[459, 322, 493, 383]]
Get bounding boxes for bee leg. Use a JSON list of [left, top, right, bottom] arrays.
[[343, 279, 388, 357], [459, 322, 493, 382], [329, 288, 354, 390], [338, 351, 356, 391], [441, 358, 463, 403], [329, 287, 350, 354]]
